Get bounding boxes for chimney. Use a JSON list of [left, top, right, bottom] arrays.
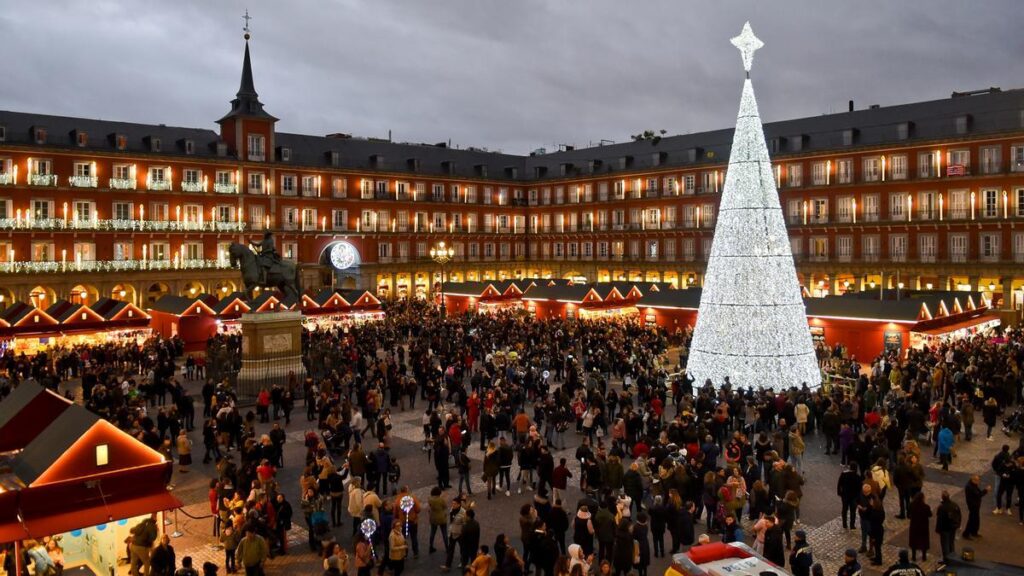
[[848, 100, 854, 112]]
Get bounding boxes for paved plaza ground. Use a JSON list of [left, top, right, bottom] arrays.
[[64, 349, 1024, 576]]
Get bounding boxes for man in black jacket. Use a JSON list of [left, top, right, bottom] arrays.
[[837, 464, 861, 529], [460, 509, 481, 570], [788, 530, 813, 576], [962, 475, 991, 539], [992, 444, 1015, 514]]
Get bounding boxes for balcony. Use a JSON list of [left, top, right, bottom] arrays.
[[109, 177, 137, 190], [181, 181, 206, 193], [0, 173, 13, 185], [946, 164, 971, 177], [214, 183, 237, 194], [374, 191, 390, 200], [29, 174, 57, 186], [644, 188, 661, 198], [248, 153, 265, 162], [681, 253, 695, 262], [68, 176, 98, 188], [302, 188, 318, 197], [0, 258, 231, 274], [148, 179, 173, 191], [280, 188, 297, 197]]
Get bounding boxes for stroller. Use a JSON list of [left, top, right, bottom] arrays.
[[1002, 408, 1024, 435]]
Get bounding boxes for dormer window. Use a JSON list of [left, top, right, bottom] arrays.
[[75, 131, 88, 147], [280, 147, 291, 162], [0, 125, 6, 142], [216, 142, 228, 157], [147, 137, 162, 152], [407, 158, 420, 172], [184, 139, 195, 155], [247, 134, 266, 161], [33, 127, 47, 144], [474, 164, 488, 178], [328, 151, 341, 167], [955, 114, 971, 135], [116, 134, 127, 150]]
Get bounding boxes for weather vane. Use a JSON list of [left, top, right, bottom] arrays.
[[730, 21, 763, 78], [243, 9, 252, 40]]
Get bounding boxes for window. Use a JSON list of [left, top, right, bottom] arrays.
[[682, 174, 696, 194], [1016, 188, 1024, 217], [149, 242, 169, 262], [217, 205, 232, 223], [837, 236, 853, 261], [283, 207, 299, 230], [918, 151, 938, 178], [0, 126, 5, 142], [431, 184, 443, 202], [811, 198, 828, 223], [890, 192, 908, 221], [613, 181, 625, 199], [789, 237, 802, 257], [333, 177, 348, 198], [113, 242, 133, 261], [949, 234, 968, 262], [949, 190, 968, 219], [862, 157, 881, 182], [31, 159, 52, 176], [151, 202, 169, 222], [862, 235, 880, 261], [0, 199, 9, 219], [1012, 145, 1024, 172], [948, 149, 970, 174], [74, 162, 91, 178], [980, 146, 1001, 174], [483, 187, 493, 205], [113, 202, 132, 221], [184, 242, 203, 261], [332, 209, 348, 230], [31, 241, 53, 262], [302, 208, 317, 228], [890, 155, 907, 180], [836, 159, 853, 184], [377, 180, 390, 198], [809, 237, 828, 261], [216, 170, 233, 188], [32, 199, 53, 220], [183, 204, 201, 223], [787, 164, 802, 187], [73, 242, 96, 262], [115, 134, 127, 150], [888, 234, 907, 262], [980, 233, 1000, 261], [919, 234, 937, 263], [811, 161, 828, 186], [397, 181, 409, 200], [34, 128, 46, 144], [185, 140, 195, 155], [249, 205, 265, 230], [73, 200, 93, 222], [836, 197, 854, 223], [555, 187, 565, 204], [248, 172, 264, 194], [862, 194, 879, 222], [247, 134, 265, 161], [281, 175, 296, 195], [184, 169, 200, 185], [282, 242, 298, 260], [917, 191, 937, 220], [983, 188, 999, 218]]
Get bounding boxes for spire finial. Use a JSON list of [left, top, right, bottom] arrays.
[[730, 21, 763, 78], [242, 9, 252, 40]]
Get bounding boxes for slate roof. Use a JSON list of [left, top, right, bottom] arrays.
[[4, 79, 1019, 180], [210, 292, 250, 315], [523, 284, 594, 302], [90, 297, 129, 320], [45, 299, 84, 323], [637, 288, 703, 309], [804, 296, 927, 322]]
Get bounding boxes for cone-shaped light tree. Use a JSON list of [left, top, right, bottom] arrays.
[[686, 22, 821, 391]]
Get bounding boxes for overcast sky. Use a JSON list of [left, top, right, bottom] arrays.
[[2, 0, 1022, 154]]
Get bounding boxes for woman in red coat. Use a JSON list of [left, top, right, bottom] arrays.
[[467, 393, 481, 432]]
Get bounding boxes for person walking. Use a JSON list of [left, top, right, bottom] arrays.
[[935, 491, 961, 566], [788, 530, 813, 576], [907, 492, 931, 562], [937, 425, 954, 472], [236, 525, 269, 576], [388, 521, 408, 576], [962, 475, 991, 540], [428, 487, 449, 555]]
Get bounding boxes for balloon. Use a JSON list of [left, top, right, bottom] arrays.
[[360, 518, 377, 539], [400, 496, 414, 514], [542, 370, 550, 380]]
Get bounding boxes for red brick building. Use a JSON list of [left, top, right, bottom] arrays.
[[1, 37, 1023, 319]]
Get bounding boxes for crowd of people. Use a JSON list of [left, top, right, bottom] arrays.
[[0, 297, 1022, 576]]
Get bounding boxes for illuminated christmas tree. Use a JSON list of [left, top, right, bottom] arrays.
[[686, 22, 821, 391]]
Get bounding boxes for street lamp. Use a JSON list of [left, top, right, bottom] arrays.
[[430, 241, 455, 317]]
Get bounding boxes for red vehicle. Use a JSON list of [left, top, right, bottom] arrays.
[[666, 542, 792, 576]]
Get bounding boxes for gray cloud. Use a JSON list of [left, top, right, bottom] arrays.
[[2, 0, 1022, 154]]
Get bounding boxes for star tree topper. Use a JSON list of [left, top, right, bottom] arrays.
[[730, 21, 763, 76]]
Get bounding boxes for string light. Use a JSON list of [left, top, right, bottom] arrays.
[[687, 22, 821, 391]]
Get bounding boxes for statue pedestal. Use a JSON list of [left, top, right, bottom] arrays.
[[237, 310, 306, 400]]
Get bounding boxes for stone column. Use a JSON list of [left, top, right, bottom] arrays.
[[969, 275, 981, 292]]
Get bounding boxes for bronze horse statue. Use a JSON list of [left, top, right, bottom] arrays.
[[228, 242, 302, 301]]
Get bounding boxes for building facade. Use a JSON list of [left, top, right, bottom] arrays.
[[2, 39, 1024, 314]]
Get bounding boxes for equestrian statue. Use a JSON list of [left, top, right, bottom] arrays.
[[228, 231, 302, 302]]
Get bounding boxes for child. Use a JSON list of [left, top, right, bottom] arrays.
[[220, 525, 239, 574]]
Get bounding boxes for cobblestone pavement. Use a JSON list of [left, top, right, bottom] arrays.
[[61, 350, 1024, 576]]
